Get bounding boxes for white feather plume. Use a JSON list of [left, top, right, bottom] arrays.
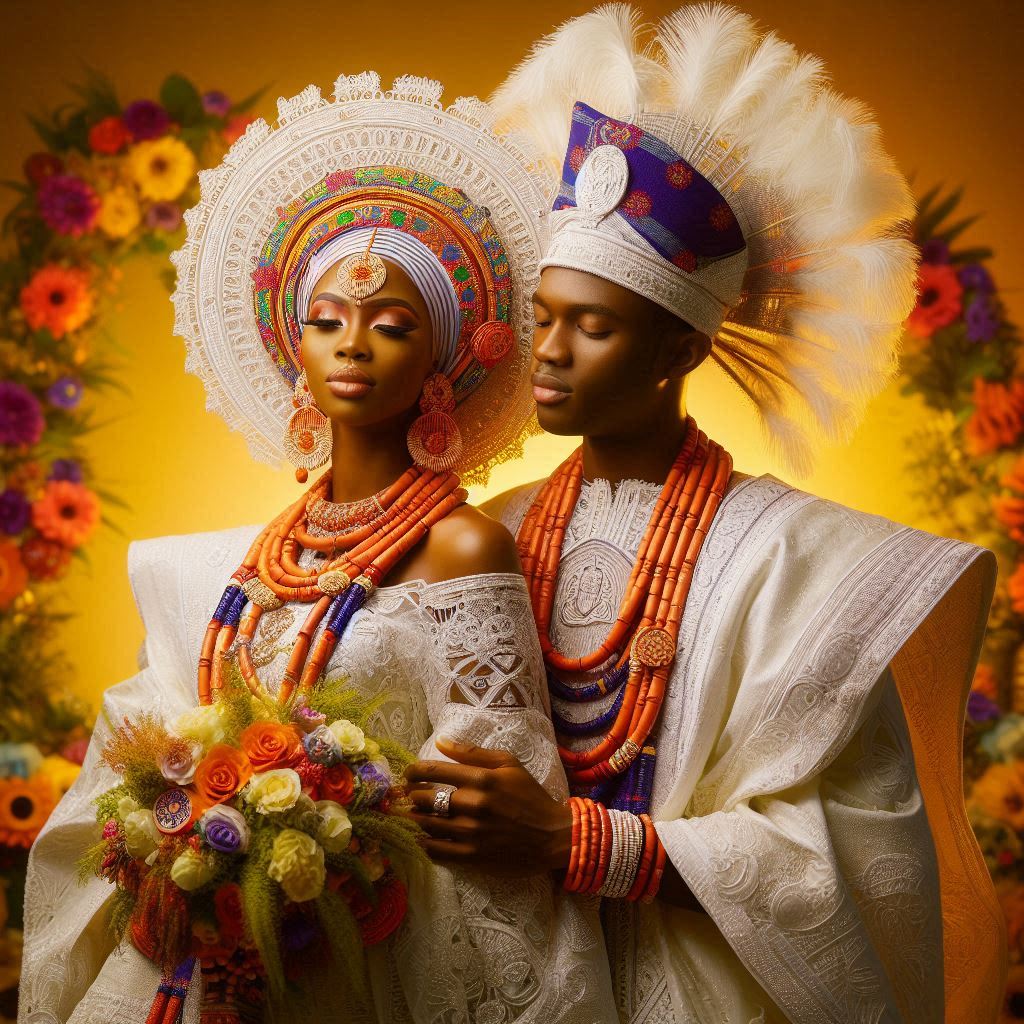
[[491, 4, 917, 473]]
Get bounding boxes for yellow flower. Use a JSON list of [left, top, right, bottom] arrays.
[[97, 186, 141, 238], [244, 768, 302, 815], [315, 800, 352, 853], [328, 719, 366, 757], [267, 828, 325, 903], [40, 754, 80, 795], [170, 847, 216, 891], [172, 704, 226, 750], [129, 137, 196, 201]]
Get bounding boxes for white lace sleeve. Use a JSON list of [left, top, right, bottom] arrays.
[[376, 572, 618, 1024]]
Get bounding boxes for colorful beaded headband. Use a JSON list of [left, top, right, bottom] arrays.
[[252, 166, 517, 405]]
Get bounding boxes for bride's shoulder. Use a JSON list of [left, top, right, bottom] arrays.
[[394, 504, 521, 586]]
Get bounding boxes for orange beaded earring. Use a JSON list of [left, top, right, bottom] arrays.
[[284, 370, 331, 483], [406, 372, 463, 474]]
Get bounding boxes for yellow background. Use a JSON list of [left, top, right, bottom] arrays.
[[0, 0, 1021, 709]]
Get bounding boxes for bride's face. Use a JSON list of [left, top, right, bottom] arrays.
[[299, 257, 436, 429]]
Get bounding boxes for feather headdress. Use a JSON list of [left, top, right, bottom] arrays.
[[492, 3, 916, 472]]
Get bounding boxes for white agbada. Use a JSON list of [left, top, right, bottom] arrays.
[[18, 526, 617, 1024], [503, 473, 1002, 1024]]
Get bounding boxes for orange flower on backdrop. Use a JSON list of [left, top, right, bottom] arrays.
[[192, 744, 253, 806], [19, 265, 94, 339], [906, 262, 963, 339], [0, 540, 29, 609], [965, 378, 1024, 457], [973, 761, 1024, 832], [239, 722, 303, 772], [974, 664, 1000, 700], [1008, 564, 1024, 617], [31, 480, 100, 547], [87, 115, 132, 155], [0, 774, 58, 848]]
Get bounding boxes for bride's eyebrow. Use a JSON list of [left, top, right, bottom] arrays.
[[310, 292, 419, 318]]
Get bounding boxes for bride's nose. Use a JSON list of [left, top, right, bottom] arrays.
[[335, 320, 372, 361]]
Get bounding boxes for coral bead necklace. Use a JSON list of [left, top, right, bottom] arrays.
[[518, 418, 731, 811], [198, 467, 466, 707]]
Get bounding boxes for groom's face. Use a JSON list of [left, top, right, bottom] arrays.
[[530, 267, 708, 438]]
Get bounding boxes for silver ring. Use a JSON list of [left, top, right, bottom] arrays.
[[432, 787, 453, 817]]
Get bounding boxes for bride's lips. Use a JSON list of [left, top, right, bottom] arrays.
[[327, 365, 375, 399], [532, 371, 572, 406]]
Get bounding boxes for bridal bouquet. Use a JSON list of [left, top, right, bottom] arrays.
[[81, 675, 421, 1020]]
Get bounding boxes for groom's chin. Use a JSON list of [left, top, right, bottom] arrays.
[[534, 402, 580, 436]]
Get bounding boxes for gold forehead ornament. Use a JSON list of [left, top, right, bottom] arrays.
[[335, 228, 387, 305]]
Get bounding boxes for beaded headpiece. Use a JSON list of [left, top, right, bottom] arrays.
[[172, 73, 549, 484], [492, 4, 918, 471]]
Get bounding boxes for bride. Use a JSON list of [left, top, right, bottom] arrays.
[[18, 73, 616, 1023]]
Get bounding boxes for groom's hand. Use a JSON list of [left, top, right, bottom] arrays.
[[402, 737, 573, 875]]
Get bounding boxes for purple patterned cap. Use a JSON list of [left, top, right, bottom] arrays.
[[552, 102, 745, 275]]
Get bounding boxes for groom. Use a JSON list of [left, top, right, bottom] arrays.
[[405, 7, 1003, 1023]]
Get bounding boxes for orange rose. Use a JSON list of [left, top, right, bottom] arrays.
[[193, 744, 253, 806], [239, 721, 302, 771], [320, 764, 355, 806]]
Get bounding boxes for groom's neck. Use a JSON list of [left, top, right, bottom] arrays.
[[581, 412, 690, 487]]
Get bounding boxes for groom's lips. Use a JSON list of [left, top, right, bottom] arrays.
[[532, 371, 572, 406]]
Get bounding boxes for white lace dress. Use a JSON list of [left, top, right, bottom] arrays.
[[503, 476, 996, 1024], [19, 525, 616, 1024]]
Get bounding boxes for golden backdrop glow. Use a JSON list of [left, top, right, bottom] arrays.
[[1, 0, 1021, 709]]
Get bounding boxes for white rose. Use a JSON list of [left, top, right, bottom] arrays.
[[315, 800, 353, 854], [117, 794, 140, 820], [244, 768, 302, 814], [123, 809, 160, 859], [328, 719, 365, 757], [170, 848, 216, 891], [172, 704, 226, 749]]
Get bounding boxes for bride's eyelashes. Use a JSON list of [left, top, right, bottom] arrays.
[[300, 317, 416, 338], [300, 317, 344, 330]]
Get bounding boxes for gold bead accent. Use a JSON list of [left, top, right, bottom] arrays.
[[608, 739, 641, 774], [317, 569, 350, 596], [242, 576, 283, 610], [631, 626, 676, 668], [350, 575, 375, 594]]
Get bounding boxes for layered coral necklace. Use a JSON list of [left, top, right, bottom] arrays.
[[518, 418, 731, 813], [199, 468, 466, 706]]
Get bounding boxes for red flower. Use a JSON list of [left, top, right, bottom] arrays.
[[222, 114, 257, 145], [21, 534, 72, 580], [967, 378, 1024, 457], [214, 882, 246, 939], [0, 540, 28, 609], [23, 153, 63, 187], [359, 876, 408, 945], [88, 116, 132, 155], [320, 764, 355, 806], [906, 263, 963, 339], [31, 481, 100, 548]]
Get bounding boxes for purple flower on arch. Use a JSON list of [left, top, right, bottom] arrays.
[[122, 100, 171, 140], [47, 376, 83, 410], [0, 489, 31, 534], [919, 238, 950, 265], [959, 263, 994, 293], [0, 381, 45, 447], [965, 296, 1000, 343]]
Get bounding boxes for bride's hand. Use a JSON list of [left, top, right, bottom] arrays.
[[402, 737, 573, 875]]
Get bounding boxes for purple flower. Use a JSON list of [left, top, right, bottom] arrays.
[[919, 238, 950, 265], [36, 174, 99, 236], [144, 201, 183, 232], [303, 724, 341, 766], [201, 90, 232, 117], [122, 99, 171, 140], [968, 689, 1001, 723], [199, 804, 249, 854], [46, 376, 83, 410], [357, 760, 392, 804], [49, 458, 83, 483], [0, 381, 45, 447], [966, 295, 1000, 343], [959, 263, 994, 293], [281, 912, 318, 952], [0, 489, 31, 534]]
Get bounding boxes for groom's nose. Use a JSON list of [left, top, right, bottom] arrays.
[[532, 321, 571, 367]]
